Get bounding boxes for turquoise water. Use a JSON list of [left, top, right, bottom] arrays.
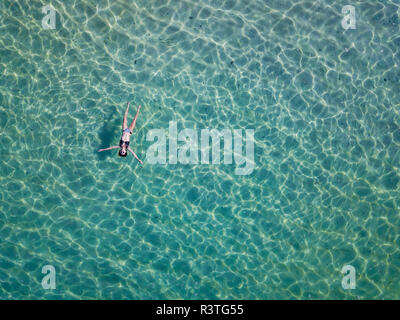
[[0, 0, 399, 299]]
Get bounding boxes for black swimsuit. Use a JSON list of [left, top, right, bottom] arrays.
[[120, 128, 132, 148], [120, 139, 130, 148]]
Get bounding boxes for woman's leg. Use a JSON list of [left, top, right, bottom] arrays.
[[129, 104, 141, 132], [122, 102, 130, 130]]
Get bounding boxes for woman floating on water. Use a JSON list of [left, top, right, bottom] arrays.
[[98, 102, 143, 164]]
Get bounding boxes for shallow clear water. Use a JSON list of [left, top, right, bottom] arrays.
[[0, 0, 399, 299]]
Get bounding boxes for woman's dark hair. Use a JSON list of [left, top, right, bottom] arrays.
[[118, 149, 128, 157]]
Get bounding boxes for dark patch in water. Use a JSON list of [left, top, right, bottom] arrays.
[[97, 112, 120, 160]]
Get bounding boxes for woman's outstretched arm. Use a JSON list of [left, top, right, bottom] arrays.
[[128, 147, 143, 164], [98, 146, 120, 152]]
